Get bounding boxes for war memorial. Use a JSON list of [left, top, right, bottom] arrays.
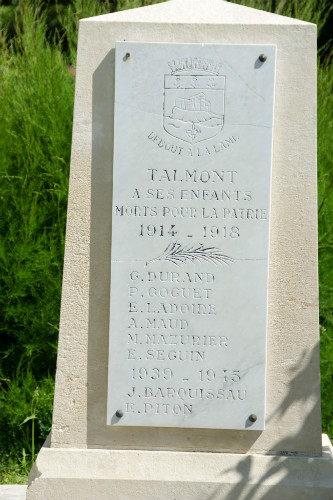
[[26, 0, 333, 498]]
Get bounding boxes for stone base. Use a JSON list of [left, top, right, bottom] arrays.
[[27, 435, 333, 500]]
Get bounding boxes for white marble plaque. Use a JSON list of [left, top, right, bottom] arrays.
[[107, 42, 276, 430]]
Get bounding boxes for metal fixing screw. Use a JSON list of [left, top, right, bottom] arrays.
[[124, 52, 130, 60], [249, 414, 257, 423], [259, 54, 267, 63], [115, 409, 123, 418]]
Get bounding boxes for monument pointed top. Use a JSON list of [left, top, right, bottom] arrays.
[[83, 0, 313, 25]]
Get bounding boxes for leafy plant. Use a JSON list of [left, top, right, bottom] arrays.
[[0, 369, 54, 462], [0, 451, 29, 484]]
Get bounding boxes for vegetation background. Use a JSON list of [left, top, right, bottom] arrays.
[[0, 0, 332, 484]]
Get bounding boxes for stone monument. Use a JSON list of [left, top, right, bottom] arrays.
[[27, 0, 333, 499]]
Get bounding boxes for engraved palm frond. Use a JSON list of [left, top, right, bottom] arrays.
[[146, 242, 233, 267]]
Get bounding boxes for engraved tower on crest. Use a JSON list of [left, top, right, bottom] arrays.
[[163, 58, 226, 144]]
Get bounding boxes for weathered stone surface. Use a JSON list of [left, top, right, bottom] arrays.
[[49, 0, 320, 455], [0, 485, 27, 500], [27, 436, 333, 500]]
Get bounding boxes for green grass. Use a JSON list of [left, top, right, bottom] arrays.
[[0, 1, 75, 479], [0, 0, 332, 484], [318, 58, 333, 441], [0, 452, 29, 484]]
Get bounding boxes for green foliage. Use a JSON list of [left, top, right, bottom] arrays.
[[0, 0, 75, 476], [318, 60, 333, 327], [0, 451, 29, 484], [0, 1, 73, 381], [233, 0, 330, 27], [0, 367, 54, 482], [114, 0, 164, 11], [318, 60, 333, 440], [321, 325, 333, 440], [0, 0, 332, 484], [0, 370, 54, 457]]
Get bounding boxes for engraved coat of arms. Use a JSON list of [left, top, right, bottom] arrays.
[[163, 59, 225, 144]]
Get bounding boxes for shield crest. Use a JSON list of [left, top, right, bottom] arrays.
[[163, 74, 225, 144]]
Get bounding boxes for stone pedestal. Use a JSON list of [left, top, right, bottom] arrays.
[[27, 0, 333, 498], [28, 436, 333, 499]]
